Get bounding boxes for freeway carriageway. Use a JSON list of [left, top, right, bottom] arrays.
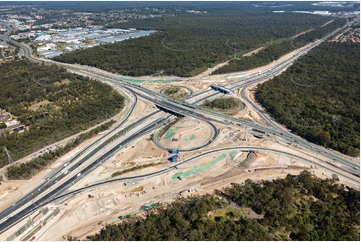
[[0, 18, 359, 235]]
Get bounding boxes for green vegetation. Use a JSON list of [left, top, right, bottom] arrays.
[[54, 12, 333, 77], [163, 86, 189, 100], [213, 18, 346, 74], [164, 87, 181, 96], [87, 171, 359, 241], [203, 97, 242, 111], [183, 134, 196, 141], [158, 117, 182, 138], [111, 162, 163, 178], [6, 120, 115, 180], [256, 42, 360, 156], [0, 60, 125, 168], [163, 127, 182, 140], [209, 207, 242, 222]]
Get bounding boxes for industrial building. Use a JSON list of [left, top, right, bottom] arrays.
[[34, 34, 52, 42], [96, 30, 156, 44]]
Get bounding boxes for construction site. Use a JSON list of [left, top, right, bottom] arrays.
[[0, 16, 359, 241]]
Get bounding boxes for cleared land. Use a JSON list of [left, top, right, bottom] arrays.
[[159, 117, 214, 150]]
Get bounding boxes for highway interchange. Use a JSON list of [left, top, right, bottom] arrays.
[[0, 18, 359, 236]]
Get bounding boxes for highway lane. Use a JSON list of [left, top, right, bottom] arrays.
[[45, 88, 139, 180]]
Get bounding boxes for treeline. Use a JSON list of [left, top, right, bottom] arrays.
[[0, 60, 125, 168], [203, 98, 241, 110], [87, 171, 359, 241], [256, 42, 359, 156], [54, 12, 333, 77], [6, 120, 115, 180], [213, 18, 346, 74]]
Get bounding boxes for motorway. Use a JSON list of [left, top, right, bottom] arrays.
[[0, 18, 359, 235]]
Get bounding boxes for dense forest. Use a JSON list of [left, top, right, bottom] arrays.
[[256, 42, 359, 156], [54, 12, 333, 77], [0, 60, 125, 168], [203, 97, 241, 111], [87, 171, 360, 241], [213, 18, 346, 74]]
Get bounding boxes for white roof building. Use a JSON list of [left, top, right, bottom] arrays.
[[34, 34, 52, 42], [57, 37, 83, 44]]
